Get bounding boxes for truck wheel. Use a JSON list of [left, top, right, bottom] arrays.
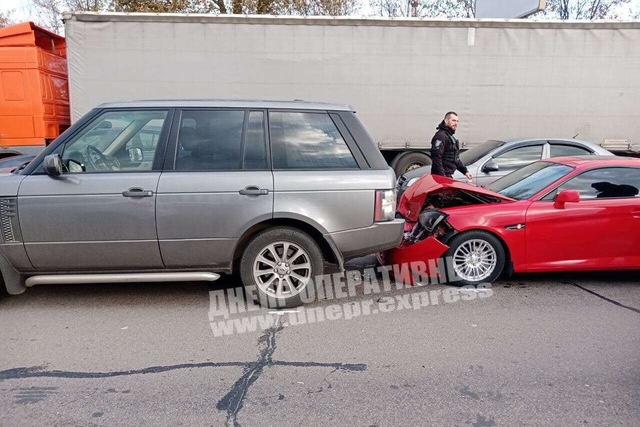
[[444, 231, 505, 287], [240, 227, 324, 308], [392, 152, 431, 176]]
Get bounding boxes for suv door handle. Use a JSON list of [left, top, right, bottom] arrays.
[[239, 186, 269, 196], [122, 187, 154, 198], [631, 208, 640, 218]]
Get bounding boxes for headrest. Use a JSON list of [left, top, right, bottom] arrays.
[[179, 127, 201, 152]]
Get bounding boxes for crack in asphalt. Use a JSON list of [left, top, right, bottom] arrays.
[[566, 281, 640, 315], [215, 315, 366, 427], [0, 360, 366, 383], [216, 315, 283, 427], [0, 362, 247, 381], [0, 314, 366, 427]]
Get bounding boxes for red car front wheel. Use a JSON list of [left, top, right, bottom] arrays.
[[445, 231, 506, 286]]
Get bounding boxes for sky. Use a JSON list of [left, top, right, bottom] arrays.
[[1, 0, 639, 28], [1, 0, 31, 22]]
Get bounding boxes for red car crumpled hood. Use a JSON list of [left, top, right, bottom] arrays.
[[398, 174, 516, 221]]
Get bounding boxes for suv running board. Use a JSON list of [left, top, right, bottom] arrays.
[[25, 272, 220, 287]]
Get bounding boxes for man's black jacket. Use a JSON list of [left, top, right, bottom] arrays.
[[430, 121, 468, 177]]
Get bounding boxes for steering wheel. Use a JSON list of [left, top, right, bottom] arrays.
[[86, 145, 119, 172]]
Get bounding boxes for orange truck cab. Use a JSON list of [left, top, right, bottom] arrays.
[[0, 22, 70, 157]]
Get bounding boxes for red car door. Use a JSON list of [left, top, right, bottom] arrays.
[[525, 167, 640, 272]]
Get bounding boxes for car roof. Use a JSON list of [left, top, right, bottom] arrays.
[[503, 137, 610, 151], [504, 137, 587, 144], [545, 155, 640, 168], [97, 99, 354, 111]]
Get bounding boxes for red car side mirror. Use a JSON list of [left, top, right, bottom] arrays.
[[554, 190, 580, 208]]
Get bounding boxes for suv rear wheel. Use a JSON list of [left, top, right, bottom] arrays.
[[240, 227, 323, 308]]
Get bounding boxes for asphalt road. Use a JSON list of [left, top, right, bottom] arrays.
[[1, 255, 639, 426]]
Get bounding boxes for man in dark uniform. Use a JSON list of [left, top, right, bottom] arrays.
[[430, 111, 473, 180]]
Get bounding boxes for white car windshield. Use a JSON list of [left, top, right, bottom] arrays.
[[459, 140, 506, 165]]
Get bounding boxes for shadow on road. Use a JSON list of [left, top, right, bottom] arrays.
[[0, 273, 244, 309], [0, 264, 637, 310]]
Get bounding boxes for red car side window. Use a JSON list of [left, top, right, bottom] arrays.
[[552, 167, 640, 200]]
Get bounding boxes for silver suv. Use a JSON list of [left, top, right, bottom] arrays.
[[0, 100, 403, 307]]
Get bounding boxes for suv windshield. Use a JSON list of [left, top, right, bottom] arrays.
[[487, 161, 574, 200], [460, 140, 506, 165]]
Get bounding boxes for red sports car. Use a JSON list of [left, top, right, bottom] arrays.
[[381, 156, 640, 286]]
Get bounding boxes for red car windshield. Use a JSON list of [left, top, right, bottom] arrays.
[[487, 161, 574, 200]]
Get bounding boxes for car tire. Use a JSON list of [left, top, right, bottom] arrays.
[[443, 230, 506, 287], [392, 152, 431, 176], [240, 227, 324, 308]]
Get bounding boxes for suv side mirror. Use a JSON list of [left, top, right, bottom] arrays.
[[43, 154, 63, 177], [554, 189, 580, 208], [482, 160, 499, 173]]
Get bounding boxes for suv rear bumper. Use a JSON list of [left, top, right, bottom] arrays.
[[326, 218, 404, 261]]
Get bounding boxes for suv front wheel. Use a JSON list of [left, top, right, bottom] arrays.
[[240, 227, 324, 308]]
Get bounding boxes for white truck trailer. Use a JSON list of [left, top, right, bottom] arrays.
[[63, 12, 640, 175]]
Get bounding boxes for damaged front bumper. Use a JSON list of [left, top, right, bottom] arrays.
[[380, 235, 450, 280], [380, 174, 514, 283], [379, 210, 455, 284]]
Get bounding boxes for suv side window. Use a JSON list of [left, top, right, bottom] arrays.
[[546, 167, 640, 200], [176, 110, 245, 171], [269, 111, 359, 170], [492, 145, 543, 172], [61, 110, 168, 173], [549, 143, 591, 157]]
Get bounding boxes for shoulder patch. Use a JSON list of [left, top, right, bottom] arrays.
[[434, 140, 443, 148]]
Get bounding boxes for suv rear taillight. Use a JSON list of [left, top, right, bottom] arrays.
[[375, 190, 396, 222]]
